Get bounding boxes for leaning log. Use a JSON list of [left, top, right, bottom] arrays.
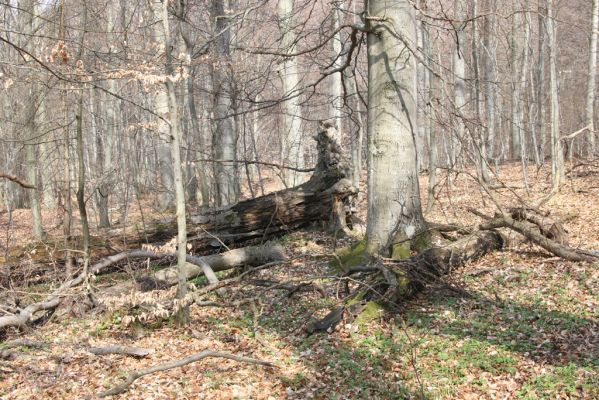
[[2, 124, 353, 268], [384, 231, 505, 301]]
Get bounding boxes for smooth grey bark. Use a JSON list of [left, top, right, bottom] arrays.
[[347, 73, 364, 189], [95, 0, 120, 228], [20, 0, 45, 240], [38, 100, 55, 209], [161, 1, 189, 325], [510, 0, 522, 159], [547, 0, 564, 190], [452, 0, 467, 167], [211, 0, 238, 206], [416, 2, 427, 171], [151, 1, 174, 209], [426, 26, 437, 212], [471, 0, 491, 183], [365, 0, 426, 256], [277, 0, 305, 187], [25, 100, 44, 240], [181, 26, 210, 207], [483, 0, 497, 166], [330, 0, 344, 139], [536, 2, 547, 164], [519, 3, 531, 189], [586, 0, 599, 157], [347, 1, 364, 189]]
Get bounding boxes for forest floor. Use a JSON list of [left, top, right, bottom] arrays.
[[1, 162, 598, 399]]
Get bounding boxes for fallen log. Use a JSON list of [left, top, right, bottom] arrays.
[[384, 231, 505, 301], [2, 124, 353, 267], [0, 244, 286, 332], [480, 214, 598, 263], [87, 344, 151, 358], [308, 231, 506, 333], [508, 207, 568, 245], [154, 244, 286, 286]]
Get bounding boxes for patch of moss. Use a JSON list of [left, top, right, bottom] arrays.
[[391, 243, 411, 260], [391, 230, 431, 260], [330, 239, 370, 273], [354, 301, 385, 326]]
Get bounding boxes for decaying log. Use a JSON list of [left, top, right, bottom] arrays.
[[3, 125, 353, 267], [87, 344, 151, 358], [508, 207, 568, 245], [154, 243, 286, 285], [480, 214, 598, 263], [0, 244, 286, 332], [383, 231, 505, 301], [97, 350, 275, 397]]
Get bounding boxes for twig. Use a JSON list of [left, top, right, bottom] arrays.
[[97, 350, 275, 397]]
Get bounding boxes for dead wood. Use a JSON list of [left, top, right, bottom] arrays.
[[0, 245, 285, 332], [3, 126, 353, 267], [358, 231, 505, 306], [153, 243, 287, 285], [508, 207, 568, 245], [479, 214, 599, 263], [97, 350, 275, 397], [87, 344, 151, 358]]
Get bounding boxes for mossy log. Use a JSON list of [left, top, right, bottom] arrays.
[[384, 231, 505, 301]]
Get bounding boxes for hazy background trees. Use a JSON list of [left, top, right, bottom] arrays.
[[1, 0, 598, 245]]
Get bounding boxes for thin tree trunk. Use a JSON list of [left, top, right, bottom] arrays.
[[277, 0, 305, 187], [181, 29, 210, 207], [483, 0, 497, 168], [161, 1, 189, 325], [330, 0, 344, 139], [510, 0, 522, 159], [471, 0, 490, 183], [20, 0, 45, 240], [547, 0, 564, 190], [586, 0, 599, 157], [536, 2, 547, 164], [74, 2, 90, 285], [211, 0, 238, 206], [452, 0, 467, 167]]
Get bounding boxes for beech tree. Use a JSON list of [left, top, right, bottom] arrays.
[[365, 0, 426, 257]]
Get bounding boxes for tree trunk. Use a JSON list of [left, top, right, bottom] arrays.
[[452, 0, 467, 167], [536, 2, 547, 165], [159, 1, 189, 325], [510, 0, 522, 159], [20, 0, 45, 240], [330, 1, 344, 139], [365, 0, 427, 257], [483, 0, 497, 168], [211, 0, 238, 206], [547, 0, 564, 190], [277, 0, 305, 187], [586, 0, 599, 157]]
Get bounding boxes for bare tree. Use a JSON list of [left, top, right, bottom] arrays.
[[586, 0, 599, 157], [277, 0, 305, 187], [366, 0, 427, 257]]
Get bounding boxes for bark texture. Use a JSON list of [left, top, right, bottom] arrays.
[[365, 0, 426, 256]]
